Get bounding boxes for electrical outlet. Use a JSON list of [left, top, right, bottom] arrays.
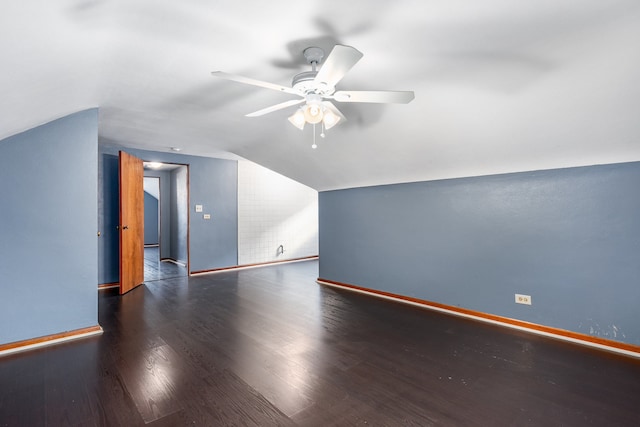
[[515, 294, 532, 305]]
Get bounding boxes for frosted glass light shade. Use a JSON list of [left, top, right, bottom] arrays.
[[288, 109, 306, 130], [303, 103, 323, 124], [322, 110, 340, 129]]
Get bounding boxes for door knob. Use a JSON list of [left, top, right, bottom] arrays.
[[123, 225, 129, 230]]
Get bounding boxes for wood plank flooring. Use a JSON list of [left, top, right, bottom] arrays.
[[1, 260, 639, 426], [144, 247, 187, 282]]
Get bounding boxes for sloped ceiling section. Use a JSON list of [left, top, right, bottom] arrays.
[[1, 0, 639, 191]]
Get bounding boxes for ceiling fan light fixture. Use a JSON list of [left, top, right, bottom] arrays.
[[303, 102, 324, 124], [322, 109, 340, 129], [288, 109, 306, 130]]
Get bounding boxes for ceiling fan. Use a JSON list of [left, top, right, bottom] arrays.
[[211, 45, 415, 132]]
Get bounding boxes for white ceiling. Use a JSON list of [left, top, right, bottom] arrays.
[[2, 0, 639, 191]]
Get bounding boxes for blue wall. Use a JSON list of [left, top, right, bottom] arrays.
[[143, 169, 171, 259], [0, 109, 99, 345], [169, 167, 188, 264], [144, 190, 159, 245], [98, 153, 120, 284], [319, 162, 640, 346], [98, 145, 238, 282]]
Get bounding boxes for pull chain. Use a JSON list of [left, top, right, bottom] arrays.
[[312, 123, 317, 149]]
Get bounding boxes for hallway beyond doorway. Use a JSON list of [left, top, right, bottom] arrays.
[[144, 246, 186, 282]]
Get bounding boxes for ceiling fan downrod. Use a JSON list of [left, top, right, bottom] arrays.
[[303, 47, 324, 72]]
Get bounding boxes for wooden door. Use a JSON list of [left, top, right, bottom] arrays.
[[119, 151, 145, 294]]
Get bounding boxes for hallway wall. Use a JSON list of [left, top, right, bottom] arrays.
[[143, 169, 171, 259], [169, 166, 188, 265], [143, 190, 159, 245]]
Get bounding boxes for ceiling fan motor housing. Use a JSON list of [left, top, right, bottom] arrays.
[[290, 46, 336, 96], [292, 71, 335, 96], [291, 71, 318, 93]]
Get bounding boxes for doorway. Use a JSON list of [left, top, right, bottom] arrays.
[[143, 162, 189, 282]]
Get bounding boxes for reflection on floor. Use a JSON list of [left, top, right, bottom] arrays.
[[144, 246, 186, 282]]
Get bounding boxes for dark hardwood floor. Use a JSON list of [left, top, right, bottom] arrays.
[[1, 260, 639, 426], [144, 247, 187, 282]]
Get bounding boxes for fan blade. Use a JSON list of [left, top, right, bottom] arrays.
[[314, 45, 363, 88], [211, 71, 299, 95], [246, 99, 305, 117], [333, 90, 415, 104]]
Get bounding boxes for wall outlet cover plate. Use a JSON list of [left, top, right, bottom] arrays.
[[515, 294, 532, 305]]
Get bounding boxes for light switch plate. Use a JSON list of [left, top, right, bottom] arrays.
[[203, 214, 211, 220], [195, 204, 203, 212]]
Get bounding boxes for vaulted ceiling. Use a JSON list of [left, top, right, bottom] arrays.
[[2, 1, 639, 191]]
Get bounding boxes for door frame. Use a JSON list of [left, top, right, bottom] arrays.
[[142, 162, 190, 277]]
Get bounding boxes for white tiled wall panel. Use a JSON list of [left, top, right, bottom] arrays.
[[238, 161, 318, 265]]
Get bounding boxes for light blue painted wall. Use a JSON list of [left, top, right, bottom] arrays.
[[144, 191, 159, 245], [319, 162, 640, 346], [0, 109, 99, 345], [169, 167, 188, 264], [144, 170, 171, 259], [98, 145, 237, 280], [98, 153, 120, 284]]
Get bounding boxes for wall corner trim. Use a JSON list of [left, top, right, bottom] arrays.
[[0, 325, 103, 358], [317, 278, 640, 360]]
